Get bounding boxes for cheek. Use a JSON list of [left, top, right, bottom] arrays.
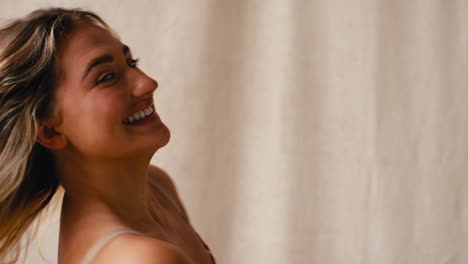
[[63, 92, 127, 144], [92, 96, 123, 123], [87, 91, 126, 122]]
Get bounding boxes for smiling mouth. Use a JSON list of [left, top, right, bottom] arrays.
[[123, 103, 156, 125]]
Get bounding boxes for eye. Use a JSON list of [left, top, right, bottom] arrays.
[[95, 58, 140, 85], [97, 72, 116, 84]]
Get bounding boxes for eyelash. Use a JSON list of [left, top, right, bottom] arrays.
[[96, 57, 140, 84]]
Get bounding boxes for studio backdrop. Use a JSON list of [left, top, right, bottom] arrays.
[[0, 0, 467, 263]]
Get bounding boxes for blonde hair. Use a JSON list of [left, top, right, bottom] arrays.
[[0, 7, 117, 263]]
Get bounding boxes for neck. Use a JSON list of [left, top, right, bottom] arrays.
[[56, 150, 160, 233]]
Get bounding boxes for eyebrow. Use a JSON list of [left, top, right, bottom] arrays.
[[81, 44, 130, 82]]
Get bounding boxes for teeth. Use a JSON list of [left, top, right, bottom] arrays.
[[125, 104, 154, 124]]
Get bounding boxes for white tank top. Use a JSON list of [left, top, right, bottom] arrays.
[[81, 176, 215, 264], [81, 177, 169, 264], [81, 228, 145, 264]]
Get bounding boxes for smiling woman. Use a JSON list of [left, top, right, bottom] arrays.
[[0, 7, 215, 264]]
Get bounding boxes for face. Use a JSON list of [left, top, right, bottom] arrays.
[[50, 22, 170, 160]]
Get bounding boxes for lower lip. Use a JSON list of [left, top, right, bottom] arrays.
[[126, 111, 161, 126]]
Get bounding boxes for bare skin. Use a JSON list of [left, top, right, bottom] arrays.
[[35, 22, 214, 264]]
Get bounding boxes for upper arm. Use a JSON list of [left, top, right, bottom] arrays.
[[92, 233, 193, 264], [148, 165, 190, 222]]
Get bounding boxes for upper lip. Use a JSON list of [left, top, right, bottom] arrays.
[[124, 100, 154, 121]]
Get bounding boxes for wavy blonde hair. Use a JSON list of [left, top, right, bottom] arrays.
[[0, 7, 117, 263]]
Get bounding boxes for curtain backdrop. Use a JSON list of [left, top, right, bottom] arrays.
[[1, 0, 467, 263]]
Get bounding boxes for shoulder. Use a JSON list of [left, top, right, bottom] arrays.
[[147, 164, 190, 222], [148, 164, 177, 193], [92, 233, 193, 264]]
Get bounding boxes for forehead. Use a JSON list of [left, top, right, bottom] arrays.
[[56, 23, 121, 81]]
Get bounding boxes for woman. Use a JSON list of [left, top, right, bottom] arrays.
[[0, 7, 215, 264]]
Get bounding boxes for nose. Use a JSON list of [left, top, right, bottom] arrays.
[[132, 71, 158, 98]]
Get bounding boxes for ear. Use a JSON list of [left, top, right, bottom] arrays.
[[36, 120, 67, 150]]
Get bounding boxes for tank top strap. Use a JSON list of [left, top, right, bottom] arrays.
[[147, 176, 187, 220], [82, 228, 144, 264]]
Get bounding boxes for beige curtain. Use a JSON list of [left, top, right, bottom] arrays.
[[1, 0, 467, 263]]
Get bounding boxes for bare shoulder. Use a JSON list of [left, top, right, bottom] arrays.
[[92, 233, 193, 264], [148, 164, 177, 193], [147, 164, 190, 222]]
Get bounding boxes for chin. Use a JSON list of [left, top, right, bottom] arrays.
[[148, 124, 171, 152], [107, 124, 171, 159]]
